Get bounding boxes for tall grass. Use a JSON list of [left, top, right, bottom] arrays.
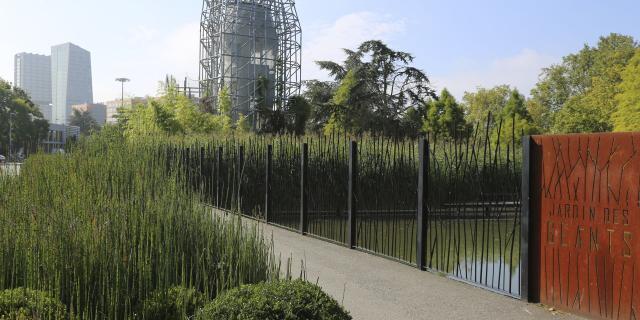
[[0, 132, 278, 319]]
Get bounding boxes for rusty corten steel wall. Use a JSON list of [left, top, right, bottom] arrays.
[[531, 133, 640, 319]]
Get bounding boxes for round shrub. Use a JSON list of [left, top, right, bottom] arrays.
[[196, 280, 351, 320], [140, 286, 208, 320], [0, 288, 67, 319]]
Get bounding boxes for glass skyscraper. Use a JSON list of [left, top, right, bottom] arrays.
[[14, 53, 52, 121], [51, 43, 93, 125]]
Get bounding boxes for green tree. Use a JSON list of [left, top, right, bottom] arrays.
[[0, 79, 49, 156], [400, 105, 426, 138], [303, 80, 337, 133], [494, 90, 537, 144], [174, 93, 221, 134], [612, 49, 640, 132], [324, 69, 365, 135], [69, 109, 100, 135], [317, 40, 435, 136], [530, 33, 638, 133], [286, 96, 311, 136], [255, 78, 311, 135], [462, 85, 512, 127], [422, 89, 467, 138]]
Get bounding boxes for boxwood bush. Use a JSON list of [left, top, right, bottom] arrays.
[[139, 286, 207, 320], [0, 288, 67, 319], [196, 280, 351, 320]]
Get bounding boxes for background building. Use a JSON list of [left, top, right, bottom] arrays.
[[72, 103, 107, 125], [103, 97, 147, 124], [41, 123, 80, 153], [14, 53, 52, 121], [51, 43, 93, 125]]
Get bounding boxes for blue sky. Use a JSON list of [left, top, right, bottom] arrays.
[[1, 0, 639, 102]]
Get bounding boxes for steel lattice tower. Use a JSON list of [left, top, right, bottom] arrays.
[[199, 0, 302, 120]]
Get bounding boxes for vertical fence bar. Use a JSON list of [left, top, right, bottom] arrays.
[[417, 138, 429, 270], [348, 141, 358, 249], [265, 144, 273, 223], [200, 146, 205, 174], [300, 143, 309, 234], [520, 136, 532, 302], [216, 146, 222, 208]]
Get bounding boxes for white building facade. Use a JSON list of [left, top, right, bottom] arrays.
[[14, 53, 52, 121], [51, 43, 93, 125]]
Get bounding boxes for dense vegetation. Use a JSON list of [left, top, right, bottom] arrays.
[[528, 33, 640, 133], [69, 109, 101, 135], [0, 131, 279, 319], [139, 286, 207, 320], [0, 80, 49, 157], [0, 288, 68, 319], [196, 280, 351, 320], [115, 34, 639, 142]]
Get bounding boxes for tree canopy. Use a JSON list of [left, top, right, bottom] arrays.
[[0, 79, 49, 157], [529, 33, 638, 133], [315, 40, 436, 136], [69, 109, 100, 135], [118, 78, 226, 138], [422, 89, 467, 138], [120, 35, 640, 141], [612, 49, 640, 132]]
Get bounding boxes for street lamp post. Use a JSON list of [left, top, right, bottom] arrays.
[[115, 78, 130, 108]]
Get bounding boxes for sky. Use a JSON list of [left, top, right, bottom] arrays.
[[1, 0, 639, 102]]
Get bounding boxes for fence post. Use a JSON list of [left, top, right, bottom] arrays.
[[216, 146, 222, 208], [265, 144, 273, 223], [348, 140, 358, 249], [417, 138, 429, 270], [300, 143, 308, 235], [520, 136, 533, 302]]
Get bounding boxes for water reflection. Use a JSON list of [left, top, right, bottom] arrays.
[[426, 218, 521, 296]]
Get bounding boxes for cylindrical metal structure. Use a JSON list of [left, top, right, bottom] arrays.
[[199, 0, 302, 123]]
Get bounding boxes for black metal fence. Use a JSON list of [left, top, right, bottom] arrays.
[[425, 124, 522, 297], [170, 120, 523, 297]]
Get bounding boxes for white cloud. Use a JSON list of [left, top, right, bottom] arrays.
[[431, 49, 557, 99], [302, 12, 406, 81]]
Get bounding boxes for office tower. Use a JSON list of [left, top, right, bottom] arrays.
[[51, 43, 93, 124], [14, 53, 52, 121]]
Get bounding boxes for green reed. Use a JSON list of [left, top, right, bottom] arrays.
[[0, 132, 279, 319]]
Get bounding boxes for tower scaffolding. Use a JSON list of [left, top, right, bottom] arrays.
[[199, 0, 302, 123]]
